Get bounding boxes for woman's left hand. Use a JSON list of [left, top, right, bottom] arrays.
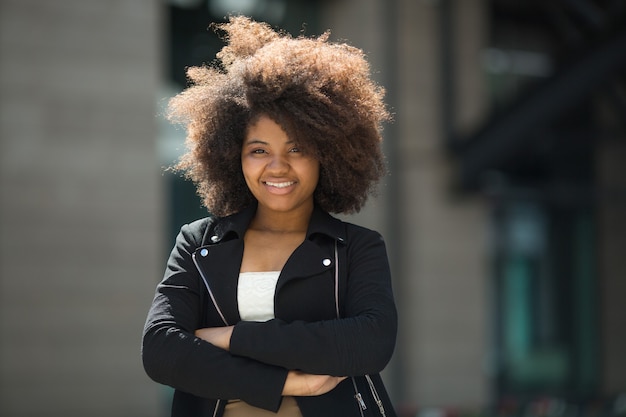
[[195, 326, 234, 351]]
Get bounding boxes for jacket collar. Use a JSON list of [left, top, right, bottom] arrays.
[[209, 203, 346, 244], [306, 205, 346, 243]]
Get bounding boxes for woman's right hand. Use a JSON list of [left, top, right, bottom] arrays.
[[282, 370, 347, 396]]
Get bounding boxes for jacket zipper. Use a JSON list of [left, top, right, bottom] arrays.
[[193, 251, 229, 417], [366, 375, 386, 417], [352, 377, 367, 416], [334, 241, 340, 319], [212, 399, 221, 417], [335, 240, 387, 417], [335, 242, 367, 416], [192, 251, 230, 326]]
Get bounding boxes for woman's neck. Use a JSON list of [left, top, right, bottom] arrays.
[[250, 204, 313, 234]]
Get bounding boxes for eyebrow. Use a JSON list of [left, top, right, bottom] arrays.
[[243, 139, 296, 146]]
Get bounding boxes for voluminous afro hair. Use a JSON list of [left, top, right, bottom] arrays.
[[169, 16, 390, 217]]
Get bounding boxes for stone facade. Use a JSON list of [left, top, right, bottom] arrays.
[[0, 1, 164, 416]]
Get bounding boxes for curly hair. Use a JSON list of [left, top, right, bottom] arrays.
[[168, 16, 389, 216]]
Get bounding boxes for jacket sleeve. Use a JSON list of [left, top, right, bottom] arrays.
[[229, 226, 397, 377], [141, 221, 288, 412]]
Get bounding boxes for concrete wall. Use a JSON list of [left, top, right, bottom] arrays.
[[394, 1, 489, 410], [0, 1, 164, 416]]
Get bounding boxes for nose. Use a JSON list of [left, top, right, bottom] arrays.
[[267, 154, 289, 173]]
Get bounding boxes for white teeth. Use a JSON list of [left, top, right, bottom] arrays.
[[265, 181, 294, 188]]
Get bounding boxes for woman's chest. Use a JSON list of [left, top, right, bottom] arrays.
[[240, 228, 307, 272], [195, 239, 340, 325]]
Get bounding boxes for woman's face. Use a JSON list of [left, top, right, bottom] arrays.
[[242, 114, 319, 216]]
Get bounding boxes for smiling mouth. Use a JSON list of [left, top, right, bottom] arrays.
[[264, 181, 295, 188]]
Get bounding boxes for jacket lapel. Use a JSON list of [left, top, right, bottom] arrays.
[[277, 240, 334, 291], [193, 239, 243, 326]]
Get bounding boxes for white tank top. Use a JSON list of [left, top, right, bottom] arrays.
[[229, 271, 304, 417], [237, 271, 280, 322]]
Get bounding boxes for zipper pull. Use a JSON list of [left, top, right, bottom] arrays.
[[355, 392, 367, 410], [375, 398, 387, 417]]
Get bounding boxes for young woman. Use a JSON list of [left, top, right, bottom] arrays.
[[142, 16, 398, 417]]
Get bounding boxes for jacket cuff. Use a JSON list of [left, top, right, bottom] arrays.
[[240, 364, 288, 411], [231, 321, 272, 360]]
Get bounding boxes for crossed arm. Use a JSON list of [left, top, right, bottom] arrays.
[[195, 326, 346, 396]]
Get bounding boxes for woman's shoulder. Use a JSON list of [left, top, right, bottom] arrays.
[[336, 217, 385, 244], [184, 216, 217, 232], [312, 207, 383, 243], [178, 205, 256, 246], [336, 219, 389, 261], [177, 216, 219, 246]]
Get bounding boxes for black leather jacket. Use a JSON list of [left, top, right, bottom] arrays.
[[142, 205, 398, 417]]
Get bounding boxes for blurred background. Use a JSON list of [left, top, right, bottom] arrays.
[[1, 0, 625, 416]]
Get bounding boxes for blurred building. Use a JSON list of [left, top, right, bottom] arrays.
[[1, 1, 624, 416]]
